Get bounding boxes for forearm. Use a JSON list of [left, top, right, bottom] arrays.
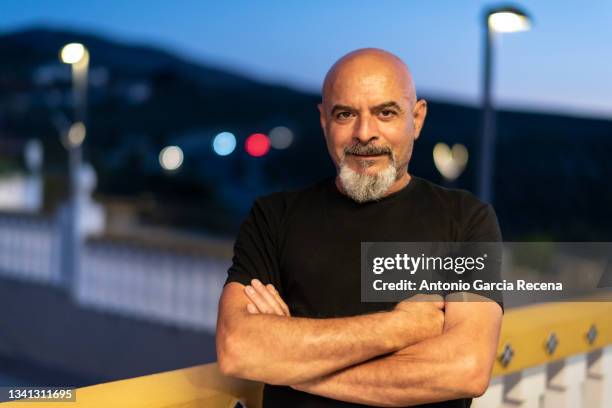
[[292, 321, 495, 406], [218, 308, 406, 385]]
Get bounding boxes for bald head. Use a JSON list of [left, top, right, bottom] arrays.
[[321, 48, 417, 108]]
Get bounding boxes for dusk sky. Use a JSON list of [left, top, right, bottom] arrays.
[[2, 0, 612, 118]]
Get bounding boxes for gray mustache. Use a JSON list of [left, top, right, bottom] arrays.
[[344, 144, 392, 156]]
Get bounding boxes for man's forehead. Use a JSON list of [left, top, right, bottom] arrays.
[[322, 50, 416, 106], [325, 71, 412, 107]]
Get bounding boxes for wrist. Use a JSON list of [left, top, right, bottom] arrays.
[[384, 309, 410, 350]]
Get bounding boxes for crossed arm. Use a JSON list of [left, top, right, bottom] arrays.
[[216, 279, 502, 406], [290, 298, 502, 406], [216, 280, 444, 385]]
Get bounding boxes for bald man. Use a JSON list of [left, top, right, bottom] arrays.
[[216, 49, 502, 407]]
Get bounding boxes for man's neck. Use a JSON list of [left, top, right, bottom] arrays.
[[334, 171, 413, 198], [386, 172, 412, 196]]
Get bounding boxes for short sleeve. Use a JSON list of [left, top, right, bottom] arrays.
[[457, 198, 505, 312], [462, 202, 502, 243], [224, 196, 284, 292]]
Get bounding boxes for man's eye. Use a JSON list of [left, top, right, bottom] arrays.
[[379, 110, 397, 118], [336, 111, 353, 120]]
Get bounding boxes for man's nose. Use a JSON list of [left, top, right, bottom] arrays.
[[354, 114, 379, 144]]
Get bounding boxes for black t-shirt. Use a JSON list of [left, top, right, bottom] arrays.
[[224, 176, 502, 408]]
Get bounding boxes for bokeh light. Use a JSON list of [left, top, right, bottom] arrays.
[[212, 132, 236, 156], [159, 146, 184, 171], [60, 43, 86, 64], [432, 143, 468, 181], [245, 133, 270, 157], [269, 126, 293, 150], [67, 122, 86, 147]]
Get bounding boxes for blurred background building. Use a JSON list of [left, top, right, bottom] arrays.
[[0, 0, 611, 402]]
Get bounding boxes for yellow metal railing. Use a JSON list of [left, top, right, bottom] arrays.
[[3, 299, 611, 407], [492, 301, 612, 376], [2, 363, 263, 408]]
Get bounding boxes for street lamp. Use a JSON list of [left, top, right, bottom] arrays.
[[60, 42, 89, 128], [477, 6, 531, 203], [59, 42, 89, 290]]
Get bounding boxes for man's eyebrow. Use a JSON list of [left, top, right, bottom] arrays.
[[330, 101, 404, 115], [330, 104, 357, 115], [370, 101, 403, 113]]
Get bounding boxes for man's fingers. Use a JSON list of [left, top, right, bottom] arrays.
[[267, 284, 291, 316], [246, 303, 259, 314], [253, 280, 286, 316], [250, 279, 285, 316], [267, 284, 290, 315], [245, 285, 274, 314], [244, 279, 290, 317]]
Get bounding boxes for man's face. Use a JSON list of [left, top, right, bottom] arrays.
[[319, 63, 425, 179]]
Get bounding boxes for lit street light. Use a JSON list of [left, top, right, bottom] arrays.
[[477, 6, 531, 203], [60, 42, 89, 127], [60, 43, 87, 64], [59, 42, 89, 289]]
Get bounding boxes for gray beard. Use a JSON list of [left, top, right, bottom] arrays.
[[338, 155, 399, 203]]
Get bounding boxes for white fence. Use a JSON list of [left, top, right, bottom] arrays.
[[0, 213, 61, 285], [0, 212, 230, 333], [76, 242, 228, 331]]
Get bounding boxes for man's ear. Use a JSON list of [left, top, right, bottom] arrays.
[[412, 99, 428, 140], [318, 103, 328, 138]]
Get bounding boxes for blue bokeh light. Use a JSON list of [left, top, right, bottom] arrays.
[[212, 132, 237, 156]]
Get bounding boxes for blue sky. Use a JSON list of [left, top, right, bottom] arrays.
[[2, 0, 612, 118]]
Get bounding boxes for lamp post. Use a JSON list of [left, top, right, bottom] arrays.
[[478, 6, 531, 203], [59, 42, 89, 289]]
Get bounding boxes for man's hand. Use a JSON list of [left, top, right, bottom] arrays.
[[244, 279, 291, 316], [393, 294, 445, 344]]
